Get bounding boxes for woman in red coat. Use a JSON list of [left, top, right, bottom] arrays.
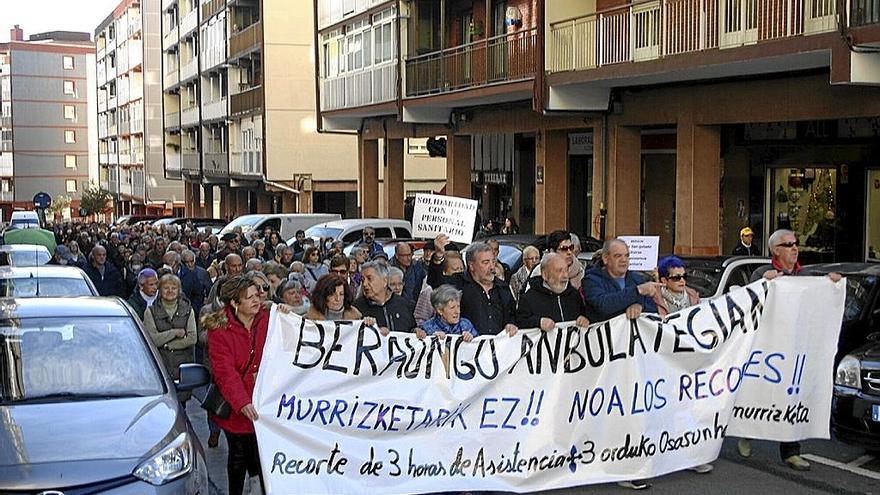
[[201, 274, 274, 495]]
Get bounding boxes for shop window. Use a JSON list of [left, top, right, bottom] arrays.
[[769, 167, 837, 263], [867, 169, 880, 261]]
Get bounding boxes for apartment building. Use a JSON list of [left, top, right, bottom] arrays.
[[160, 0, 443, 220], [315, 0, 880, 262], [0, 26, 97, 220], [96, 0, 184, 217]]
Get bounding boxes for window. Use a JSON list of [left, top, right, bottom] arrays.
[[65, 179, 77, 193], [65, 155, 77, 169], [62, 55, 74, 70], [63, 105, 76, 120], [63, 80, 75, 95], [64, 130, 76, 143], [372, 9, 396, 65]]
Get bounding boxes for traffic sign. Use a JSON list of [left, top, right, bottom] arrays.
[[33, 191, 52, 209]]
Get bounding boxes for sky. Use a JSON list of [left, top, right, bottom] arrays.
[[0, 0, 123, 42]]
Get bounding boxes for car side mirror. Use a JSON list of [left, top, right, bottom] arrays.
[[176, 363, 210, 391]]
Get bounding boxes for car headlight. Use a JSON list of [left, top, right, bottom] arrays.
[[133, 433, 193, 485], [835, 355, 862, 389]]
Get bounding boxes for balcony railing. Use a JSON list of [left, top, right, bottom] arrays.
[[851, 0, 880, 26], [231, 151, 262, 176], [181, 106, 200, 126], [405, 28, 538, 97], [165, 153, 181, 172], [203, 151, 228, 177], [0, 140, 11, 152], [132, 169, 145, 199], [164, 111, 180, 129], [180, 8, 198, 36], [119, 151, 132, 165], [164, 69, 179, 89], [98, 97, 107, 113], [182, 151, 200, 173], [0, 153, 12, 176], [202, 98, 227, 121], [181, 58, 199, 81], [230, 86, 263, 116], [133, 146, 144, 164], [322, 60, 397, 111], [0, 191, 13, 202], [202, 0, 226, 21], [132, 117, 144, 134], [120, 180, 132, 196], [0, 116, 11, 128], [229, 21, 262, 60], [549, 0, 838, 73], [163, 26, 179, 50]]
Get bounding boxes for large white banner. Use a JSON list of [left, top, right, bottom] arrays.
[[253, 277, 845, 494]]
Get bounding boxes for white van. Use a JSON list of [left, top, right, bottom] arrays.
[[219, 213, 341, 241], [9, 211, 40, 229], [298, 218, 412, 245]]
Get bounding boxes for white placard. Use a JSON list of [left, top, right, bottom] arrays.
[[254, 277, 845, 494], [411, 193, 478, 244], [619, 236, 660, 271]]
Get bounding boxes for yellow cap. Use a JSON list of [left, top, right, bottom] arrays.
[[740, 227, 754, 236]]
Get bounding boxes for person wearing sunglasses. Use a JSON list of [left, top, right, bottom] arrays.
[[652, 256, 700, 316], [737, 228, 841, 471]]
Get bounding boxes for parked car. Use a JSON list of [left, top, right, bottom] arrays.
[[114, 215, 164, 226], [463, 234, 602, 276], [0, 297, 211, 493], [0, 265, 99, 297], [0, 244, 51, 266], [152, 217, 227, 234], [803, 264, 880, 450], [8, 210, 41, 229], [300, 218, 412, 246], [678, 256, 770, 299], [221, 213, 341, 241], [343, 238, 428, 259]]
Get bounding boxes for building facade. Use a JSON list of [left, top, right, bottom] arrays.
[[95, 0, 185, 217], [160, 0, 444, 221], [316, 0, 880, 263], [0, 26, 97, 220]]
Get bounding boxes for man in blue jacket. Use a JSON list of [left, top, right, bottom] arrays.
[[582, 238, 660, 322]]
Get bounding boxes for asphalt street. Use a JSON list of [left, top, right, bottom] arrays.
[[186, 398, 880, 495]]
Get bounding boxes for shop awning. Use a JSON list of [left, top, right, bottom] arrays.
[[265, 181, 301, 195]]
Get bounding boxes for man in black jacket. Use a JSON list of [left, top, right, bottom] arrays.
[[516, 253, 589, 330], [354, 261, 417, 334], [429, 234, 518, 337], [84, 245, 125, 297]]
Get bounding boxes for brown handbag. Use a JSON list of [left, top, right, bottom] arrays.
[[200, 327, 258, 419]]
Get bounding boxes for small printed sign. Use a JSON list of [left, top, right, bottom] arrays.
[[411, 193, 478, 244], [619, 235, 660, 271]]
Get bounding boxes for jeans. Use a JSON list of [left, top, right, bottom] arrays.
[[225, 431, 262, 495]]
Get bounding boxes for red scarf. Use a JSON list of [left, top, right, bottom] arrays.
[[772, 257, 802, 275]]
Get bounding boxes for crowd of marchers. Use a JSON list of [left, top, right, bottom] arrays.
[[39, 220, 837, 494]]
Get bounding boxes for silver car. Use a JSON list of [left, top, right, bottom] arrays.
[[0, 244, 51, 267], [0, 297, 210, 493], [0, 265, 99, 297]]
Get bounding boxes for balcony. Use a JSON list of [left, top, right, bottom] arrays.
[[203, 151, 228, 177], [548, 0, 838, 74], [0, 153, 12, 176], [163, 26, 179, 50], [108, 153, 118, 165], [99, 153, 108, 164], [108, 95, 117, 109], [229, 21, 261, 60], [109, 123, 118, 136], [322, 60, 397, 111], [0, 116, 11, 128], [164, 69, 179, 89], [180, 58, 199, 82], [120, 180, 132, 196], [132, 169, 145, 199], [165, 153, 181, 178], [129, 40, 143, 69], [132, 117, 144, 134], [405, 28, 538, 98], [119, 150, 131, 165], [181, 106, 200, 126], [182, 151, 200, 176], [133, 146, 145, 164], [162, 0, 177, 10], [850, 0, 880, 26], [230, 86, 263, 116], [202, 98, 227, 121], [0, 140, 11, 152], [0, 191, 13, 202], [230, 150, 262, 176], [108, 171, 119, 195], [164, 111, 180, 130], [98, 97, 107, 113], [201, 0, 225, 22], [180, 8, 198, 36]]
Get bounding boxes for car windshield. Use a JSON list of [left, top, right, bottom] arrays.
[[305, 227, 343, 240], [9, 221, 40, 229], [0, 277, 93, 297], [0, 316, 165, 403], [685, 264, 724, 298], [842, 275, 877, 322], [8, 250, 51, 266]]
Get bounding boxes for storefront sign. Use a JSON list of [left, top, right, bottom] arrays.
[[410, 193, 478, 244], [254, 277, 845, 494], [619, 235, 660, 271], [484, 172, 510, 185], [568, 133, 594, 155]]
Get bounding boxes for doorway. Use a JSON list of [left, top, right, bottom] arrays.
[[641, 153, 676, 254], [568, 132, 593, 239]]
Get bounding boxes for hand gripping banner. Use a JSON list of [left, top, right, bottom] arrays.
[[253, 277, 845, 494]]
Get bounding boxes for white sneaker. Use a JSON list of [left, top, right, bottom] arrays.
[[688, 463, 714, 474], [617, 480, 651, 490]]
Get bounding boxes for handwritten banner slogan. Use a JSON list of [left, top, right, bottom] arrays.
[[410, 193, 478, 244], [253, 278, 845, 494]]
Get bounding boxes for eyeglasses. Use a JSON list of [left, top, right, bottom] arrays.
[[255, 284, 270, 293], [778, 241, 799, 248], [556, 245, 575, 252], [666, 274, 687, 281]]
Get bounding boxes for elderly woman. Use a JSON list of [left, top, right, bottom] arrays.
[[143, 274, 197, 401], [353, 261, 416, 335], [652, 256, 700, 316], [277, 279, 311, 315], [302, 247, 328, 293], [510, 245, 541, 300], [416, 284, 476, 342], [305, 274, 362, 321], [388, 266, 406, 298]]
